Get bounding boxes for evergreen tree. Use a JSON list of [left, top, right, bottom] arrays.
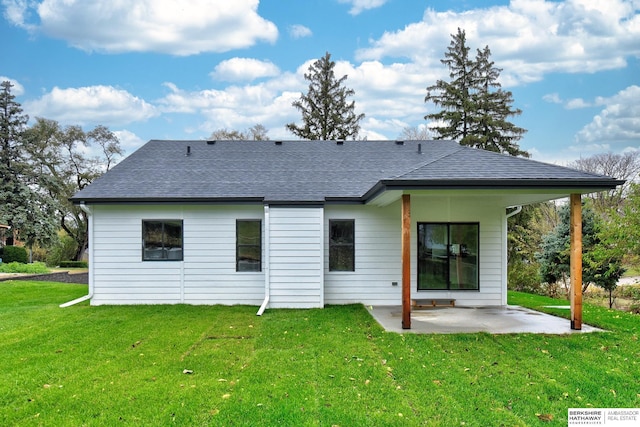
[[287, 52, 364, 140], [535, 202, 624, 299], [0, 81, 28, 205], [468, 46, 528, 156], [425, 29, 528, 157], [0, 81, 57, 249], [425, 28, 475, 143]]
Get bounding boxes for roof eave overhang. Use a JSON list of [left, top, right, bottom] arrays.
[[363, 178, 626, 203], [70, 197, 266, 205]]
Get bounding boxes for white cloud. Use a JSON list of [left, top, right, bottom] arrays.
[[543, 93, 562, 104], [356, 0, 640, 86], [565, 98, 591, 109], [332, 59, 437, 127], [0, 76, 25, 96], [575, 85, 640, 145], [158, 56, 436, 141], [338, 0, 388, 16], [288, 24, 312, 39], [113, 129, 146, 154], [24, 85, 158, 126], [2, 0, 33, 29], [5, 0, 278, 55], [210, 58, 280, 82], [158, 75, 305, 139]]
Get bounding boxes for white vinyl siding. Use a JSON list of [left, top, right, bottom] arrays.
[[267, 207, 323, 308], [324, 204, 401, 306], [90, 205, 264, 305], [410, 196, 504, 306], [88, 194, 506, 307], [325, 195, 505, 307]]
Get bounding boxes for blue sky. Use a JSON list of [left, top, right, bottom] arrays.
[[1, 0, 639, 164]]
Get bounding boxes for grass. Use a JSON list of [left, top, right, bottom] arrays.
[[0, 262, 49, 274], [624, 265, 640, 277], [1, 283, 639, 426]]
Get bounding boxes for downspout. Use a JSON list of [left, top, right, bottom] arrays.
[[502, 205, 522, 306], [506, 205, 522, 219], [257, 205, 270, 315], [60, 202, 94, 307]]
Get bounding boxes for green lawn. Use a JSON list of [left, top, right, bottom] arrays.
[[1, 282, 639, 426]]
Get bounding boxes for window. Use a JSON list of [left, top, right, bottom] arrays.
[[237, 220, 261, 272], [142, 220, 183, 261], [417, 223, 479, 290], [329, 220, 355, 271]]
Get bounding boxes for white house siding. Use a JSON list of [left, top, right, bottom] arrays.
[[324, 204, 402, 306], [89, 204, 265, 305], [89, 196, 504, 307], [324, 195, 505, 307], [267, 206, 324, 308], [410, 195, 505, 306]]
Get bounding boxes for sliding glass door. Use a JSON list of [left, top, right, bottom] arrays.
[[417, 223, 479, 291]]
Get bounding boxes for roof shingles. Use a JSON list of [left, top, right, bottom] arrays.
[[72, 139, 622, 203]]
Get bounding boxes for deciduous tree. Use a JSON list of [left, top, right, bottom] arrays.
[[24, 118, 123, 260], [569, 152, 640, 216], [398, 125, 433, 140], [209, 124, 270, 141]]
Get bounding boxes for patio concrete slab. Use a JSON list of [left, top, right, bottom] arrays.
[[367, 305, 603, 334]]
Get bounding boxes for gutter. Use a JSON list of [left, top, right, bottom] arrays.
[[60, 202, 94, 307], [257, 205, 270, 316]]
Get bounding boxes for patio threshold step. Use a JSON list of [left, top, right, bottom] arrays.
[[411, 298, 456, 309]]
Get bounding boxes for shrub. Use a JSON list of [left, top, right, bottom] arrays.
[[0, 246, 28, 264], [0, 261, 49, 274], [59, 261, 88, 269], [616, 285, 640, 300], [46, 235, 78, 267], [508, 260, 543, 294], [31, 246, 48, 263]]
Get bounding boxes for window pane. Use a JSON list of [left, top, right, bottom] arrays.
[[330, 246, 355, 271], [237, 220, 261, 272], [418, 224, 448, 290], [143, 221, 163, 248], [329, 220, 354, 271], [164, 221, 183, 249], [449, 224, 478, 290], [237, 246, 261, 271], [142, 220, 183, 261]]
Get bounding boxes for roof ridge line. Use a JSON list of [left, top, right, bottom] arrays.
[[391, 145, 465, 179]]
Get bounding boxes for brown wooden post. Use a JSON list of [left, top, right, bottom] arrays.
[[570, 194, 583, 330], [402, 194, 411, 329]]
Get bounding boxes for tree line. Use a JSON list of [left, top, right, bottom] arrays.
[[0, 81, 123, 263], [508, 152, 640, 307], [224, 29, 527, 158]]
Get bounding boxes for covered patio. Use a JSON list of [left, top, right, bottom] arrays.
[[368, 305, 603, 334]]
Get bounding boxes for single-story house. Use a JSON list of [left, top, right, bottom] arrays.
[[68, 139, 622, 329]]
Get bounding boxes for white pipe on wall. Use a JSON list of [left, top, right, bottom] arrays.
[[257, 205, 270, 316], [60, 202, 94, 308]]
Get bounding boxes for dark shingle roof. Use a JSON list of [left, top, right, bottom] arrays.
[[71, 139, 623, 204]]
